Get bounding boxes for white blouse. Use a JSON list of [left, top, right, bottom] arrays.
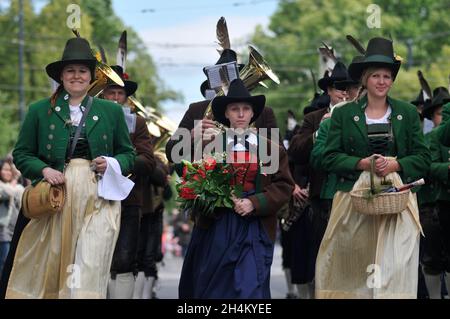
[[365, 106, 392, 125]]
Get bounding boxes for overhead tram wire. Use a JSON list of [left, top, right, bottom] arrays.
[[140, 0, 280, 13]]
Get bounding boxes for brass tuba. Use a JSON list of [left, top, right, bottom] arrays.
[[128, 95, 148, 115], [203, 45, 280, 121], [87, 61, 125, 97]]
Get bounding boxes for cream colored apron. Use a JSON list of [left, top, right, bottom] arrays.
[[315, 169, 422, 299], [6, 159, 121, 299]]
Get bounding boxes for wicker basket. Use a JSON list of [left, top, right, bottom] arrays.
[[350, 188, 410, 215]]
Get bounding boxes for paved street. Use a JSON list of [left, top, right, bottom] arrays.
[[154, 243, 287, 299]]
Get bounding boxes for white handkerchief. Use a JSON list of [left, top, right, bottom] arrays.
[[97, 157, 134, 200]]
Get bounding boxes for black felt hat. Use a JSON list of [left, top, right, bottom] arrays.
[[411, 91, 426, 106], [334, 56, 364, 91], [46, 37, 97, 83], [107, 65, 138, 96], [212, 78, 265, 126], [423, 87, 450, 120], [318, 62, 349, 91], [348, 37, 401, 82]]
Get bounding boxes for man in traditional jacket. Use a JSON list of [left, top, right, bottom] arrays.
[[165, 49, 278, 165]]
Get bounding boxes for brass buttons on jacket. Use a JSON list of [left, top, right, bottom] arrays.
[[93, 116, 99, 121], [55, 106, 61, 112], [50, 124, 55, 130], [48, 134, 54, 140], [353, 116, 359, 122], [397, 115, 403, 121], [46, 144, 52, 150], [103, 134, 107, 140]]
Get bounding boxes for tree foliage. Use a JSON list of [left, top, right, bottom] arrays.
[[250, 0, 450, 133], [0, 0, 180, 155]]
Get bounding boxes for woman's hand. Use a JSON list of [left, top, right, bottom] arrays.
[[357, 156, 373, 171], [42, 167, 65, 185], [376, 159, 400, 177], [232, 197, 255, 216], [92, 157, 108, 174]]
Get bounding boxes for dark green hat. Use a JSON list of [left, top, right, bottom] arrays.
[[107, 65, 138, 96], [212, 78, 265, 127], [348, 37, 401, 82], [46, 37, 97, 83]]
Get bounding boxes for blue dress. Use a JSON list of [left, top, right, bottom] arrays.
[[178, 152, 275, 299]]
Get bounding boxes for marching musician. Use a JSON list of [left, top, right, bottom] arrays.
[[165, 48, 279, 165], [287, 61, 349, 297], [102, 65, 155, 299], [133, 146, 172, 299], [423, 88, 450, 298]]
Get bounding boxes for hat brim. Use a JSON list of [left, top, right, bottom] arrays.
[[303, 106, 318, 115], [424, 97, 450, 119], [334, 80, 359, 91], [200, 80, 209, 97], [46, 59, 97, 83], [211, 95, 266, 127], [410, 99, 423, 106], [105, 80, 138, 96], [124, 80, 138, 96], [318, 76, 348, 91], [348, 60, 401, 82], [422, 103, 441, 120]]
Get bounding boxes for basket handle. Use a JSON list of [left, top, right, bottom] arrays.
[[370, 155, 376, 195]]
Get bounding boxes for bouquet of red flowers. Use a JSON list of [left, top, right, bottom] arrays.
[[176, 154, 241, 217]]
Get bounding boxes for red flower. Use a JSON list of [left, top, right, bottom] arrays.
[[182, 165, 188, 178], [180, 187, 196, 199], [197, 169, 206, 179], [204, 157, 217, 171], [123, 72, 129, 80]]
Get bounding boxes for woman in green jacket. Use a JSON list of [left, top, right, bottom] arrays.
[[5, 37, 135, 299], [315, 37, 430, 299]]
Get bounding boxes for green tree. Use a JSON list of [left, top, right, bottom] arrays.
[[251, 0, 450, 134], [0, 0, 180, 156]]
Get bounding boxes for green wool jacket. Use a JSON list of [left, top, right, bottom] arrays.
[[429, 102, 450, 201], [322, 95, 431, 192], [13, 90, 135, 183], [417, 130, 438, 205], [310, 117, 337, 200], [438, 102, 450, 147]]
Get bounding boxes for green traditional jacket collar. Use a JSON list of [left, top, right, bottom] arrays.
[[52, 90, 101, 136]]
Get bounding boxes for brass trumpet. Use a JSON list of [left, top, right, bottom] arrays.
[[203, 45, 280, 122]]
